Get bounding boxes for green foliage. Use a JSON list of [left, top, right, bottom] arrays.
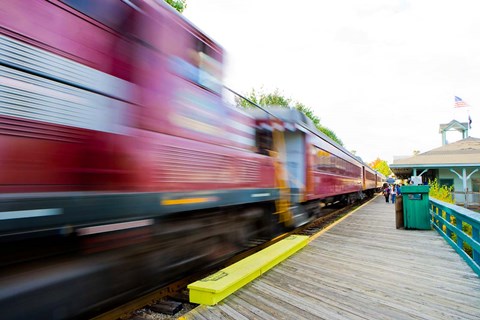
[[428, 178, 455, 203], [235, 88, 291, 108], [462, 223, 473, 257], [295, 102, 320, 127], [164, 0, 187, 13], [296, 102, 344, 145], [369, 158, 391, 177], [434, 183, 473, 257], [444, 214, 473, 257], [317, 125, 344, 146], [235, 88, 344, 146]]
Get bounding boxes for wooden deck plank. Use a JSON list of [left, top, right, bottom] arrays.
[[183, 196, 480, 319], [253, 281, 368, 320], [227, 295, 278, 320], [280, 260, 478, 319], [302, 247, 480, 289], [234, 286, 317, 320]]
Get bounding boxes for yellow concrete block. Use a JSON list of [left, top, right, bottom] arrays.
[[188, 235, 309, 305]]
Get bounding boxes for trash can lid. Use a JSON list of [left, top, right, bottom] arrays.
[[400, 185, 430, 194]]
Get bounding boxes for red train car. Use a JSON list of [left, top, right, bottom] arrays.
[[0, 0, 277, 238], [0, 2, 280, 318]]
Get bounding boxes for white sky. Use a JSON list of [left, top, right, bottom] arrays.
[[184, 0, 480, 164]]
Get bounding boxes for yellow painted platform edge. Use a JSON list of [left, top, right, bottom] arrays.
[[189, 268, 261, 305], [187, 235, 308, 293], [259, 236, 308, 274], [188, 235, 308, 305], [187, 235, 308, 292]]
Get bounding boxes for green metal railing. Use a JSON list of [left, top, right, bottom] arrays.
[[430, 198, 480, 276]]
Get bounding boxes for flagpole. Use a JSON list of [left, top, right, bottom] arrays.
[[467, 107, 471, 137], [467, 108, 469, 137]]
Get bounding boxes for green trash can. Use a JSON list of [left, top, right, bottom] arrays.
[[401, 185, 431, 230]]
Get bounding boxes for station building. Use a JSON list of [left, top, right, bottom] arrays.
[[390, 120, 480, 207]]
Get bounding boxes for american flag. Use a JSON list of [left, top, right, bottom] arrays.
[[454, 96, 468, 108]]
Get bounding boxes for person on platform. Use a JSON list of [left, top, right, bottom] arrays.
[[391, 184, 397, 204], [383, 184, 390, 203]]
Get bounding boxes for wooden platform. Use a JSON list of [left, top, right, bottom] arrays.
[[181, 196, 480, 320]]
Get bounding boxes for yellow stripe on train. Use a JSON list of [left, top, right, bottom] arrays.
[[161, 197, 218, 206]]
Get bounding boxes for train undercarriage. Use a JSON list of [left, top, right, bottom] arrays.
[[0, 200, 280, 319]]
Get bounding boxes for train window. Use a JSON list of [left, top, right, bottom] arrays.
[[169, 36, 222, 94], [256, 129, 273, 155], [198, 51, 222, 93], [314, 146, 362, 177], [315, 148, 330, 171], [366, 171, 375, 180], [60, 0, 131, 31]]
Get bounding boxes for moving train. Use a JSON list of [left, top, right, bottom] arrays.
[[0, 1, 385, 318]]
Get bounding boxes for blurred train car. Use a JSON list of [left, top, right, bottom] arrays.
[[1, 0, 278, 245], [1, 1, 279, 318], [0, 1, 384, 318]]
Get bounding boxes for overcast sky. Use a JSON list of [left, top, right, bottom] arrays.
[[184, 0, 480, 164]]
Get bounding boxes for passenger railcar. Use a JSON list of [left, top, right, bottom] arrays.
[[1, 0, 277, 238], [1, 1, 277, 318]]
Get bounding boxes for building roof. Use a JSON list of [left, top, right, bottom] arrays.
[[439, 120, 469, 133], [391, 137, 480, 168]]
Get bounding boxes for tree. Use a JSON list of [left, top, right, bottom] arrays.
[[369, 157, 392, 177], [235, 88, 344, 146], [236, 88, 291, 108], [165, 0, 187, 13], [317, 125, 344, 146]]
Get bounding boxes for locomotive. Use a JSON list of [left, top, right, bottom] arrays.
[[0, 1, 385, 318]]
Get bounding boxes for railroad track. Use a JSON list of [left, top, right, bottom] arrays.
[[93, 199, 369, 320], [295, 202, 363, 237]]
